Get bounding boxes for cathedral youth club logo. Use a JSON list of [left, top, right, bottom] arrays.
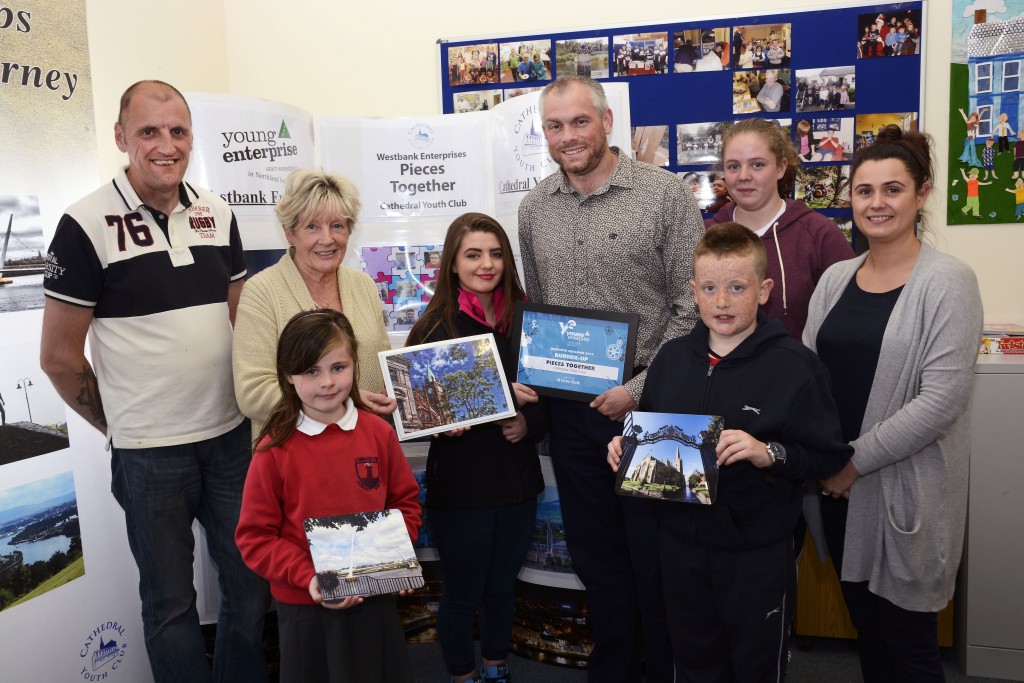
[[79, 620, 128, 680], [408, 123, 435, 150]]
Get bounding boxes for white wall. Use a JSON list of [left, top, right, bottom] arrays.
[[85, 0, 1024, 321]]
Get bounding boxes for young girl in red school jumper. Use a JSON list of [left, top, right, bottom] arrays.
[[406, 213, 545, 683], [236, 310, 421, 683]]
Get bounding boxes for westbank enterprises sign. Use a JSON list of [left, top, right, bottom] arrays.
[[375, 150, 467, 211], [364, 119, 484, 218]]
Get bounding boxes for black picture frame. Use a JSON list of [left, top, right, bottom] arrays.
[[512, 301, 639, 402]]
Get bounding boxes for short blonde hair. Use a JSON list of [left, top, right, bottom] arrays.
[[275, 169, 361, 232]]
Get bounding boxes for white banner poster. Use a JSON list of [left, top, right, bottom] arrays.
[[313, 84, 630, 345], [185, 94, 315, 250], [317, 85, 631, 223], [319, 114, 492, 220]]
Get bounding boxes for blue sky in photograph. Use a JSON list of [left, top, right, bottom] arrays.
[[307, 510, 414, 571], [624, 412, 717, 479], [403, 338, 510, 416], [0, 470, 75, 524]]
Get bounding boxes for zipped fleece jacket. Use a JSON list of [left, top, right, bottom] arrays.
[[644, 313, 852, 550], [706, 199, 854, 339]]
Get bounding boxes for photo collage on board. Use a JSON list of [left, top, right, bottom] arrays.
[[359, 246, 440, 333], [440, 4, 924, 253]]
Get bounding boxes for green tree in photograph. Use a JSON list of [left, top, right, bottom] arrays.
[[444, 367, 498, 420], [46, 550, 69, 575]]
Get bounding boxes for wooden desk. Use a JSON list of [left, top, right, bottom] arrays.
[[794, 531, 953, 646]]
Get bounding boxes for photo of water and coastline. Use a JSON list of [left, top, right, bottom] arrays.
[[0, 195, 46, 314], [0, 469, 83, 611]]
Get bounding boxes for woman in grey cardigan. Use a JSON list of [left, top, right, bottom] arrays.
[[803, 126, 982, 682]]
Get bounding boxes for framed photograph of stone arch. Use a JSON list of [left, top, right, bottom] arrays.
[[615, 411, 723, 504]]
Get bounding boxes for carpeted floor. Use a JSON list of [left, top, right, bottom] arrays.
[[407, 638, 1016, 682], [205, 614, 1016, 682]]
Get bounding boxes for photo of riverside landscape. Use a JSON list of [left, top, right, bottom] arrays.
[[0, 469, 83, 611], [0, 194, 46, 314]]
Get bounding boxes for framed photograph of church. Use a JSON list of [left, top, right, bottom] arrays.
[[615, 411, 722, 504], [512, 302, 638, 402], [378, 333, 516, 441]]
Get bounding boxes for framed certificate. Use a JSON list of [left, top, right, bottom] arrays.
[[512, 302, 638, 401]]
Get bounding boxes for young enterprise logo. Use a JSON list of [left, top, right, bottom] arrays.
[[79, 620, 128, 680], [408, 123, 435, 150]]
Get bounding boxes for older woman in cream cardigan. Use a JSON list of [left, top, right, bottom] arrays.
[[233, 169, 395, 438]]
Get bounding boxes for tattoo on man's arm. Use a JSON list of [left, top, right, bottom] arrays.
[[75, 364, 107, 427]]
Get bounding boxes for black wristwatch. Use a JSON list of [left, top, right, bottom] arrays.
[[765, 441, 786, 467]]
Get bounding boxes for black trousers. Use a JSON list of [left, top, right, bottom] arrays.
[[660, 536, 794, 682], [548, 399, 647, 683], [430, 499, 537, 676], [821, 498, 944, 683]]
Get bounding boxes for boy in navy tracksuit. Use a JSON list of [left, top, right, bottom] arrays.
[[609, 223, 851, 681]]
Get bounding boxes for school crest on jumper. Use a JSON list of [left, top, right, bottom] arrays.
[[355, 457, 381, 491]]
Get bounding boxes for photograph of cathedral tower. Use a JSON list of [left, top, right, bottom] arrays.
[[616, 412, 722, 504], [380, 334, 516, 440]]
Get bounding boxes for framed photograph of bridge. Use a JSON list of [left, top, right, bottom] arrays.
[[305, 509, 423, 601], [615, 411, 723, 504], [379, 333, 515, 441]]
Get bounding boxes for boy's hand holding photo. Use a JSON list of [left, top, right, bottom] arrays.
[[606, 435, 624, 472], [590, 385, 638, 421], [715, 429, 772, 468]]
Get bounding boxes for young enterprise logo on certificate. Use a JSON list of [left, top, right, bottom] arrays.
[[513, 302, 638, 401]]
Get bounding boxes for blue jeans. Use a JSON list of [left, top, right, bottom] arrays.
[[110, 420, 270, 683], [430, 499, 537, 676]]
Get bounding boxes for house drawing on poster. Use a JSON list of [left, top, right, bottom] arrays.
[[967, 9, 1024, 136]]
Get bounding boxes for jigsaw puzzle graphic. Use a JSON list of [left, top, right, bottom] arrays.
[[359, 245, 441, 332]]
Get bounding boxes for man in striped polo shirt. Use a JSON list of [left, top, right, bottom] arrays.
[[40, 80, 269, 683]]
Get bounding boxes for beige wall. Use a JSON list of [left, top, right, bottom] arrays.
[[85, 0, 1023, 321]]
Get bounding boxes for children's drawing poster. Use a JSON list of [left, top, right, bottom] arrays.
[[950, 1, 1024, 224], [438, 2, 924, 252]]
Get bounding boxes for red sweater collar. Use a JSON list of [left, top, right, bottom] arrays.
[[457, 286, 507, 331]]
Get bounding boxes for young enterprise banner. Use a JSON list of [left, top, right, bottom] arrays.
[[185, 94, 315, 249]]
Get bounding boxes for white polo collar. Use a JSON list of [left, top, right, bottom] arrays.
[[295, 398, 358, 435]]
